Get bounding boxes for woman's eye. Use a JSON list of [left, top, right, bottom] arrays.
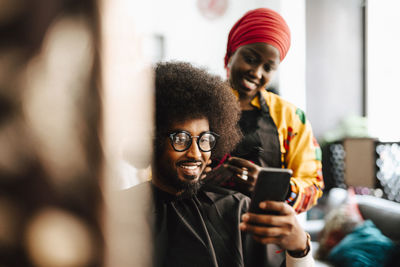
[[244, 55, 257, 64], [263, 64, 272, 72]]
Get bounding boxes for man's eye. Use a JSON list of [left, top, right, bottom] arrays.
[[177, 137, 187, 143], [200, 137, 210, 143], [201, 134, 216, 143], [174, 134, 189, 144]]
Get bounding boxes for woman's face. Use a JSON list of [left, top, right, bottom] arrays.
[[228, 42, 280, 99]]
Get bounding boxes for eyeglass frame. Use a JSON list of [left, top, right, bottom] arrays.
[[168, 130, 219, 152]]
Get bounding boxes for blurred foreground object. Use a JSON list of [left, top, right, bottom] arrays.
[[1, 0, 155, 265], [0, 0, 103, 266], [25, 208, 95, 267], [100, 0, 154, 265]]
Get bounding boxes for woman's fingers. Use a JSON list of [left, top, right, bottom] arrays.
[[225, 164, 255, 182], [203, 164, 233, 184], [227, 157, 261, 180], [200, 159, 213, 179], [202, 157, 262, 195], [224, 163, 244, 175], [200, 166, 212, 179], [228, 157, 256, 168]]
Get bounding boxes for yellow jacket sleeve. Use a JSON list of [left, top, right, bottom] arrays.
[[260, 91, 324, 213]]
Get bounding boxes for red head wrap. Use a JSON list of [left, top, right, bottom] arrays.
[[224, 8, 291, 68]]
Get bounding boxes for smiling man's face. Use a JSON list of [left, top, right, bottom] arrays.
[[155, 117, 211, 196]]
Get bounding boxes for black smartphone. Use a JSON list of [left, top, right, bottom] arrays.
[[249, 167, 292, 214]]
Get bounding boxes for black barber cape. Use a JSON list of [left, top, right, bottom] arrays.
[[123, 181, 285, 267]]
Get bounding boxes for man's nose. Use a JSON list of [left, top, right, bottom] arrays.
[[186, 139, 202, 159]]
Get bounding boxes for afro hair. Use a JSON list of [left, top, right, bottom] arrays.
[[154, 61, 242, 159]]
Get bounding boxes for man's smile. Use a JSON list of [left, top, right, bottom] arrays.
[[177, 161, 203, 179]]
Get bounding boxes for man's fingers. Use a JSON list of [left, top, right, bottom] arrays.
[[251, 235, 280, 245], [240, 221, 282, 236], [258, 201, 294, 215], [241, 212, 283, 226]]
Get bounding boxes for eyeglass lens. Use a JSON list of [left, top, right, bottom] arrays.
[[171, 132, 216, 152]]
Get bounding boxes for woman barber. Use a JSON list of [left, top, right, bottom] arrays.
[[217, 8, 324, 214]]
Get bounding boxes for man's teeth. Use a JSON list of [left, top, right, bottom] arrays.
[[181, 165, 199, 170]]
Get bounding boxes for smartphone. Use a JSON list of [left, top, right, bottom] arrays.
[[249, 167, 292, 214]]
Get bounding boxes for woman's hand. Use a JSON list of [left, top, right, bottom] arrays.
[[224, 157, 262, 195], [201, 159, 234, 185], [239, 201, 308, 252], [200, 159, 213, 180]]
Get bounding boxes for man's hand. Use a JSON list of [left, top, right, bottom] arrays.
[[239, 201, 308, 252]]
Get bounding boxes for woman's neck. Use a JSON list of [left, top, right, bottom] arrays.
[[238, 94, 257, 110]]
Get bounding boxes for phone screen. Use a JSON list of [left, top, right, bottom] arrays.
[[249, 167, 292, 214]]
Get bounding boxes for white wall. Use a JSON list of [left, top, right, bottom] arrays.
[[306, 0, 364, 140], [134, 0, 306, 110], [279, 0, 306, 110], [367, 0, 400, 141]]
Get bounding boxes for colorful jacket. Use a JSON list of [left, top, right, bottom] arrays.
[[232, 89, 324, 213]]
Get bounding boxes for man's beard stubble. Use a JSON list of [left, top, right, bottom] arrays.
[[175, 178, 203, 199], [155, 161, 204, 199]]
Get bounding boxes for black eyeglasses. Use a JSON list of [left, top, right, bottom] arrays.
[[168, 130, 219, 152]]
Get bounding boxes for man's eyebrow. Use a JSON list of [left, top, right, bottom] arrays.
[[168, 129, 185, 134], [168, 130, 211, 135], [169, 129, 192, 134]]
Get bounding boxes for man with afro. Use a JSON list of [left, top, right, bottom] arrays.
[[124, 61, 313, 267]]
